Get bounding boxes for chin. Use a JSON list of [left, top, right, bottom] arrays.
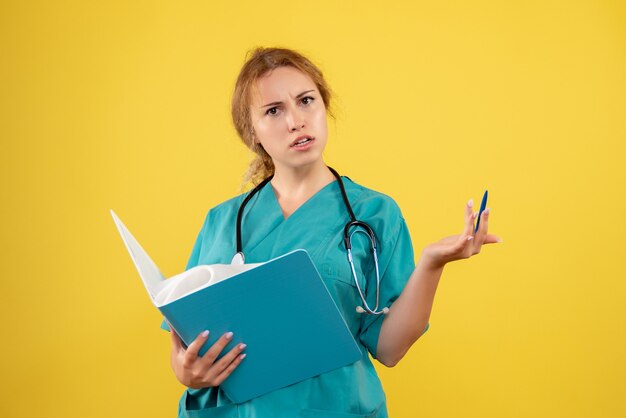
[[284, 155, 324, 170]]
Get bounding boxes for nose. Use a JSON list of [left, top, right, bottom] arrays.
[[287, 109, 305, 132]]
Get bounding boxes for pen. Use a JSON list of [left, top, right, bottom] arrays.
[[474, 190, 488, 233]]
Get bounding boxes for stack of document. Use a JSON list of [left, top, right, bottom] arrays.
[[110, 210, 361, 403]]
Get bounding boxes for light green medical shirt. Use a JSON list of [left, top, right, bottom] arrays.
[[167, 177, 428, 418]]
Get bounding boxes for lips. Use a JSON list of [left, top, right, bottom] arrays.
[[290, 135, 315, 147]]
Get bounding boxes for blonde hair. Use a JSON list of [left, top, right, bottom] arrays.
[[231, 47, 334, 186]]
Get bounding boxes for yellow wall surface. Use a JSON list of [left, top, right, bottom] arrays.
[[1, 1, 625, 417]]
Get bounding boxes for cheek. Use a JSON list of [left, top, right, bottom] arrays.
[[313, 110, 328, 135], [253, 119, 275, 141], [254, 116, 269, 132]]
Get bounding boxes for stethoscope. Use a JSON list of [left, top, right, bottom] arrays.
[[231, 166, 389, 315]]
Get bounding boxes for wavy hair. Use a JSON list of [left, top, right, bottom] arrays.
[[231, 47, 334, 186]]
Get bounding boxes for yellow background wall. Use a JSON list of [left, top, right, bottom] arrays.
[[1, 1, 625, 417]]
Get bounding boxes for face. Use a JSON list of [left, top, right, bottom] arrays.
[[249, 66, 328, 172]]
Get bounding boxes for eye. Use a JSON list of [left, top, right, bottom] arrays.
[[301, 96, 315, 105], [266, 107, 279, 116]]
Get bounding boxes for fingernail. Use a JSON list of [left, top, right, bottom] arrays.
[[225, 332, 234, 340], [484, 208, 490, 215], [240, 353, 247, 359], [201, 330, 209, 338], [239, 343, 247, 350], [468, 199, 473, 208], [473, 212, 478, 219], [496, 237, 503, 243], [467, 236, 473, 241]]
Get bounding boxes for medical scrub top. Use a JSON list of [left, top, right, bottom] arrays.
[[168, 176, 428, 418]]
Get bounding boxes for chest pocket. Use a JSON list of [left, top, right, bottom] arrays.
[[318, 261, 357, 287], [315, 238, 377, 337], [317, 232, 377, 291], [317, 260, 362, 336]]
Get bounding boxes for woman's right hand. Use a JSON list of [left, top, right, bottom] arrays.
[[170, 327, 247, 389]]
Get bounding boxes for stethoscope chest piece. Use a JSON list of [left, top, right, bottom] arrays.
[[231, 252, 245, 265]]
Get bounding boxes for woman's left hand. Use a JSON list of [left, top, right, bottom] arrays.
[[422, 199, 502, 269]]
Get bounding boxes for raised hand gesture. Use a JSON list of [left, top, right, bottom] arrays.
[[422, 199, 502, 269]]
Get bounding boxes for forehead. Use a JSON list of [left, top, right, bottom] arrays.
[[251, 66, 317, 104]]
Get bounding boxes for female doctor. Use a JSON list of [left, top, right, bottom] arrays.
[[167, 47, 502, 417]]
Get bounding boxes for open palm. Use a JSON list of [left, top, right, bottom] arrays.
[[424, 199, 502, 268]]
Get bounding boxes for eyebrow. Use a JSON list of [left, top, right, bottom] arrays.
[[261, 90, 316, 108]]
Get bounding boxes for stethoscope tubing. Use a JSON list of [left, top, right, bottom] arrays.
[[234, 166, 389, 315]]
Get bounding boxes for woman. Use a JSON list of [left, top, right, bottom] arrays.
[[167, 47, 501, 417]]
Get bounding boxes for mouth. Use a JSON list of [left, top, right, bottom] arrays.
[[290, 135, 315, 148]]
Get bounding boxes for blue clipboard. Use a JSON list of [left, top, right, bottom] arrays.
[[111, 210, 362, 403]]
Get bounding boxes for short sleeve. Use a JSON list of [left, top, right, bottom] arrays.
[[358, 215, 429, 358], [160, 211, 211, 332]]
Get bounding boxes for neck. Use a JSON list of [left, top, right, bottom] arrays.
[[270, 161, 336, 199]]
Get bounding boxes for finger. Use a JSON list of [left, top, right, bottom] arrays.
[[208, 342, 247, 376], [183, 330, 210, 361], [465, 198, 474, 225], [474, 208, 490, 249], [450, 231, 474, 257], [200, 332, 235, 366], [483, 233, 503, 244], [169, 324, 184, 352], [212, 352, 247, 387], [165, 321, 184, 352], [463, 210, 478, 239], [481, 207, 491, 235]]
